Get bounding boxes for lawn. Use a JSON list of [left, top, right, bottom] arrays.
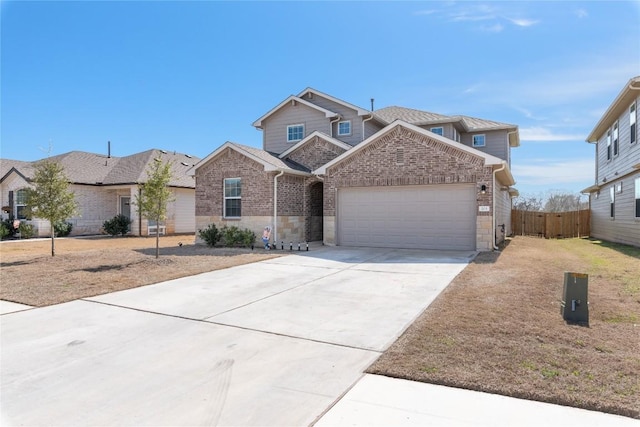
[[0, 235, 281, 307], [368, 236, 640, 419]]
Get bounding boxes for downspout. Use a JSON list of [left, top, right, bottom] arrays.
[[329, 115, 341, 138], [138, 187, 142, 236], [273, 170, 285, 245], [362, 114, 374, 142], [492, 161, 507, 250]]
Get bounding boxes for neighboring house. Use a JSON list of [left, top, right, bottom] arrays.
[[582, 76, 640, 247], [192, 88, 519, 251], [0, 149, 200, 237]]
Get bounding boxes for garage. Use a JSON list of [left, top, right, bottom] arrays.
[[337, 184, 476, 250], [174, 188, 196, 233]]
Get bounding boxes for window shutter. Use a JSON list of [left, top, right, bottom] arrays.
[[8, 191, 14, 216]]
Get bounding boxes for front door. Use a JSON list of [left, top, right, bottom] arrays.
[[120, 197, 131, 231]]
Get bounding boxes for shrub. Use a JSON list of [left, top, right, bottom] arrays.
[[54, 221, 73, 237], [18, 222, 35, 239], [198, 223, 221, 247], [103, 214, 131, 236], [1, 218, 18, 238], [220, 225, 256, 248], [0, 222, 9, 240]]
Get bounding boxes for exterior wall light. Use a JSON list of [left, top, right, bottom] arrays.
[[480, 184, 487, 195]]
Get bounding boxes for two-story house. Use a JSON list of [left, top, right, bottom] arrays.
[[192, 88, 519, 251], [582, 76, 640, 247]]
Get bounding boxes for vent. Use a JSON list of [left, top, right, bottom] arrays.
[[185, 154, 192, 158], [396, 148, 404, 165], [181, 162, 190, 166], [160, 150, 167, 154]]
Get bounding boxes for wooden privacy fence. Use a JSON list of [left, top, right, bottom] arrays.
[[512, 209, 590, 239]]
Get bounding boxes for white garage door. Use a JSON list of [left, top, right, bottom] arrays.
[[337, 184, 476, 250], [174, 189, 196, 233]]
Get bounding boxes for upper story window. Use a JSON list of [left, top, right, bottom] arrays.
[[631, 102, 637, 144], [613, 121, 619, 156], [287, 124, 304, 142], [338, 121, 351, 136], [430, 127, 444, 136], [453, 128, 460, 142], [472, 134, 486, 147], [15, 189, 29, 220], [606, 129, 612, 160], [223, 178, 241, 218]]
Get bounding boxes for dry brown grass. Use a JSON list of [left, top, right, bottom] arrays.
[[368, 236, 640, 419], [0, 235, 281, 307]]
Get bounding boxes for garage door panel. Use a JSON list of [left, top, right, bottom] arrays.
[[338, 185, 476, 251]]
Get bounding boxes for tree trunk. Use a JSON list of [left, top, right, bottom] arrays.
[[155, 220, 160, 259], [51, 221, 55, 257]]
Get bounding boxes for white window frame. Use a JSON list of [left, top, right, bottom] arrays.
[[287, 124, 304, 142], [613, 121, 619, 157], [610, 186, 615, 219], [631, 102, 637, 145], [15, 188, 28, 220], [223, 177, 241, 218], [472, 134, 486, 147], [430, 127, 444, 136], [606, 129, 611, 160], [337, 120, 351, 136], [635, 177, 640, 219]]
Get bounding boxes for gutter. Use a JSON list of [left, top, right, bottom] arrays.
[[330, 116, 341, 138], [362, 114, 374, 142], [272, 170, 285, 245], [492, 161, 507, 250]]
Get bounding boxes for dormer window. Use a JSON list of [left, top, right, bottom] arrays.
[[338, 121, 351, 136], [472, 134, 486, 147], [287, 124, 304, 142], [430, 127, 444, 136]]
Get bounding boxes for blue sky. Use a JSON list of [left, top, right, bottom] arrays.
[[2, 1, 639, 198]]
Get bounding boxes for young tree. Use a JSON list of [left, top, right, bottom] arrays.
[[25, 160, 78, 256], [513, 193, 544, 211], [134, 157, 174, 258]]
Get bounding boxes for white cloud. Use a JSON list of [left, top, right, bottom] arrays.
[[481, 23, 504, 32], [520, 127, 584, 142], [513, 159, 594, 186], [575, 8, 588, 18], [505, 17, 540, 27]]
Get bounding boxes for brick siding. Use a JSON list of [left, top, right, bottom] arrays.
[[286, 136, 347, 171]]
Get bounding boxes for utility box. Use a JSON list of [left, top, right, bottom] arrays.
[[561, 272, 589, 323]]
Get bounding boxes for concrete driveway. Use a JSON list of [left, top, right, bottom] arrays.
[[1, 246, 472, 426]]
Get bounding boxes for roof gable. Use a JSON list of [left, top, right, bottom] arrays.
[[314, 120, 505, 175], [189, 142, 310, 176], [297, 87, 371, 116], [278, 131, 352, 159], [252, 95, 338, 128]]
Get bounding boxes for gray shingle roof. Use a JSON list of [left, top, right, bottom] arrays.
[[0, 149, 200, 188], [373, 106, 516, 131]]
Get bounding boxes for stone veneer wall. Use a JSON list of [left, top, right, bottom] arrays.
[[322, 125, 495, 250]]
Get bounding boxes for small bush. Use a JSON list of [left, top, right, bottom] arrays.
[[18, 222, 35, 239], [54, 221, 73, 237], [198, 223, 221, 247], [220, 225, 256, 248], [103, 214, 131, 236], [0, 222, 9, 240], [1, 219, 18, 238]]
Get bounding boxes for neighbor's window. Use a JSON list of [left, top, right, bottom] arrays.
[[338, 121, 351, 136], [223, 178, 241, 218], [287, 124, 304, 142], [430, 127, 444, 136], [610, 186, 615, 219], [606, 128, 612, 160], [613, 121, 619, 156], [15, 189, 28, 220], [472, 134, 486, 147], [635, 177, 640, 218], [631, 102, 637, 144]]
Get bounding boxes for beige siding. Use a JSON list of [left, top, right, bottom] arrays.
[[300, 93, 365, 145], [364, 119, 384, 140], [263, 103, 330, 154], [595, 94, 640, 184], [494, 186, 512, 243], [590, 173, 640, 247], [460, 129, 509, 163]]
